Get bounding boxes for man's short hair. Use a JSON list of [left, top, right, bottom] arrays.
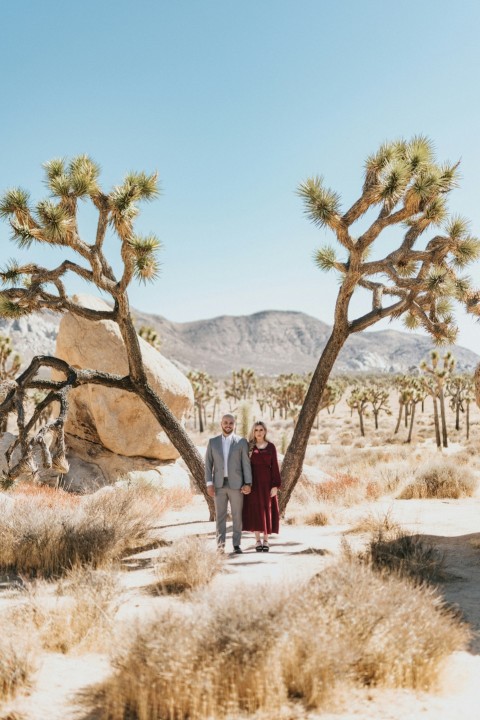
[[221, 413, 235, 422]]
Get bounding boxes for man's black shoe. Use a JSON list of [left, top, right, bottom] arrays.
[[233, 546, 243, 554]]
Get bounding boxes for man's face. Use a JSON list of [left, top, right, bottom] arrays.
[[221, 416, 235, 435]]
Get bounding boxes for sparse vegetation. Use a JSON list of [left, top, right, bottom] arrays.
[[399, 459, 478, 499], [0, 485, 166, 577], [0, 630, 36, 703], [154, 536, 223, 592], [95, 561, 469, 719], [8, 567, 119, 654], [358, 528, 446, 583]]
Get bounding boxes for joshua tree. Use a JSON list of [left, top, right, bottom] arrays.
[[420, 350, 455, 448], [255, 379, 270, 415], [394, 377, 411, 434], [224, 371, 243, 407], [225, 368, 257, 404], [0, 157, 213, 515], [367, 382, 392, 430], [237, 368, 257, 400], [346, 385, 370, 437], [187, 369, 216, 433], [446, 373, 474, 436], [138, 325, 161, 351], [279, 136, 480, 511], [270, 373, 307, 422]]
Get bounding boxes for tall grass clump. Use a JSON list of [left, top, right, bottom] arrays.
[[399, 458, 478, 499], [95, 561, 468, 719], [0, 623, 37, 702], [154, 536, 223, 592], [358, 528, 446, 584], [0, 485, 166, 577], [10, 567, 120, 654], [98, 586, 288, 720]]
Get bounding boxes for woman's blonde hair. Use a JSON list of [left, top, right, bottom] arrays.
[[248, 421, 268, 446]]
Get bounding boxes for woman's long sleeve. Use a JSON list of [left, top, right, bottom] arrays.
[[270, 443, 282, 488]]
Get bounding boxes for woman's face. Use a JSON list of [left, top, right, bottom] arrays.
[[254, 425, 266, 441]]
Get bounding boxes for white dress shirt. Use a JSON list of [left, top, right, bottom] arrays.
[[222, 433, 233, 477]]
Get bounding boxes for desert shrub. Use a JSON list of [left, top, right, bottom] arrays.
[[99, 587, 288, 720], [314, 473, 363, 505], [10, 567, 120, 654], [0, 485, 167, 577], [154, 537, 223, 592], [294, 562, 468, 691], [304, 509, 329, 526], [96, 562, 468, 719], [360, 529, 446, 584], [12, 482, 80, 508], [349, 511, 401, 536], [399, 459, 478, 499]]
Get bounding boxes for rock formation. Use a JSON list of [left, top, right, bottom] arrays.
[[54, 295, 194, 461]]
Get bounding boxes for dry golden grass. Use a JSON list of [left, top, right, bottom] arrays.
[[349, 510, 401, 536], [0, 620, 37, 703], [8, 567, 120, 654], [94, 560, 468, 719], [12, 482, 80, 507], [284, 495, 331, 526], [304, 509, 330, 526], [154, 536, 223, 592], [399, 458, 478, 499], [0, 485, 167, 577]]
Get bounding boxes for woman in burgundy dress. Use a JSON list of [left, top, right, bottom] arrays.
[[242, 421, 281, 552]]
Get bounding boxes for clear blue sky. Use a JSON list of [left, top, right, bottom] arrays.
[[1, 0, 480, 354]]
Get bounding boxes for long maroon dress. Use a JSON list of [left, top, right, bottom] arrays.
[[242, 442, 281, 535]]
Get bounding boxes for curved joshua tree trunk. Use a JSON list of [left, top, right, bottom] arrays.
[[279, 326, 349, 513], [117, 302, 215, 518], [407, 402, 416, 444], [432, 397, 441, 449], [438, 387, 448, 448]]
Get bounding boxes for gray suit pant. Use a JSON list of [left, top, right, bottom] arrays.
[[214, 484, 243, 548]]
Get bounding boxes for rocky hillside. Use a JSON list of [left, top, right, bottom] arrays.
[[2, 308, 478, 377]]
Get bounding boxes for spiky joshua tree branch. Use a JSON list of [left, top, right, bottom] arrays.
[[280, 136, 480, 512], [0, 157, 213, 515]]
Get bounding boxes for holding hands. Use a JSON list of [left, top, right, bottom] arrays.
[[270, 487, 278, 498]]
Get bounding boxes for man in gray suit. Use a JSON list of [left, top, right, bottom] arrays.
[[205, 414, 252, 553]]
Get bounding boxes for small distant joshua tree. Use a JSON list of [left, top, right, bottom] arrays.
[[0, 157, 213, 515], [138, 325, 161, 351], [420, 350, 455, 448], [187, 369, 216, 433], [225, 367, 257, 403], [346, 385, 370, 437], [394, 375, 426, 443], [280, 136, 480, 511], [446, 373, 474, 437]]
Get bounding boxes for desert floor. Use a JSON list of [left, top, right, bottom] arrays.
[[2, 394, 480, 719], [2, 485, 480, 720]]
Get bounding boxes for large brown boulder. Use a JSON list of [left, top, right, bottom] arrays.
[[55, 295, 193, 460]]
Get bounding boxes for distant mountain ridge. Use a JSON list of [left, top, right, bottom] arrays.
[[2, 307, 476, 377]]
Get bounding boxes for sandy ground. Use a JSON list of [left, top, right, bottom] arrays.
[[3, 487, 480, 720]]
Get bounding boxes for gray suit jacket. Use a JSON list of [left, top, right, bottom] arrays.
[[205, 434, 252, 490]]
